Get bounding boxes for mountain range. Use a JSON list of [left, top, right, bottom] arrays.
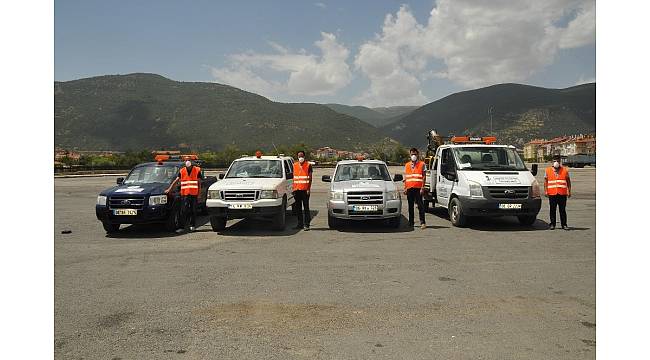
[[54, 74, 386, 151], [55, 73, 595, 151]]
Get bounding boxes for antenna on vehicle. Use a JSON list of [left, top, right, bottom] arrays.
[[272, 142, 280, 157]]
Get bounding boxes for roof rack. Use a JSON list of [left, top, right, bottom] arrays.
[[154, 154, 199, 163]]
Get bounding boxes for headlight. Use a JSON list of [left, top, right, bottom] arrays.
[[386, 190, 400, 200], [531, 179, 541, 198], [329, 191, 344, 200], [260, 190, 279, 199], [96, 195, 107, 206], [468, 181, 483, 197], [149, 195, 168, 206], [208, 190, 219, 199]]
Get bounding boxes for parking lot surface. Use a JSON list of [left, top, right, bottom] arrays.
[[55, 166, 595, 359]]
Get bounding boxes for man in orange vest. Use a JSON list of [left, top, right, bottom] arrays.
[[166, 159, 203, 232], [544, 154, 571, 230], [293, 150, 313, 231], [404, 148, 427, 229]]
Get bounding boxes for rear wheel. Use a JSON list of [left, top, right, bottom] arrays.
[[448, 197, 467, 227], [271, 199, 287, 231], [210, 216, 227, 231], [517, 215, 537, 226], [102, 221, 120, 233]]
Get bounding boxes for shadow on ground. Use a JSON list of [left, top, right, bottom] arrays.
[[104, 215, 212, 239], [217, 210, 319, 237]]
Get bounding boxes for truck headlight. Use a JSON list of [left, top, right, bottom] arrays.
[[329, 191, 343, 200], [260, 190, 279, 199], [96, 195, 107, 206], [468, 181, 483, 198], [208, 190, 219, 199], [149, 195, 168, 206], [386, 190, 400, 200], [531, 179, 541, 198]]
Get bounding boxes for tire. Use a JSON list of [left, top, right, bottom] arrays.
[[388, 216, 400, 228], [165, 204, 182, 232], [328, 214, 339, 229], [271, 199, 287, 231], [423, 200, 430, 213], [448, 197, 467, 227], [102, 221, 120, 233], [517, 215, 537, 226], [210, 216, 227, 231]]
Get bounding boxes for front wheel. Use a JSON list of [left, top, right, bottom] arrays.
[[271, 199, 287, 231], [387, 216, 400, 228], [517, 215, 537, 226], [102, 221, 120, 233], [328, 214, 339, 229], [448, 198, 467, 227], [165, 204, 181, 232], [210, 216, 227, 231]]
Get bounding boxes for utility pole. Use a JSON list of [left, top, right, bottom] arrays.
[[488, 106, 494, 134]]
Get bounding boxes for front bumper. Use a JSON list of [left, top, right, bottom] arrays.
[[95, 204, 172, 224], [327, 199, 402, 220], [456, 196, 541, 217]]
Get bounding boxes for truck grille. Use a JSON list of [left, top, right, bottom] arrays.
[[109, 196, 145, 210], [223, 190, 259, 201], [487, 186, 529, 199], [347, 191, 384, 205]]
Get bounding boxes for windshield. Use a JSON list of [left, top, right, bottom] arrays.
[[334, 163, 391, 181], [452, 147, 526, 171], [124, 165, 180, 185], [225, 160, 283, 178]]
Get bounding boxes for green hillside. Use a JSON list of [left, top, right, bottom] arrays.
[[55, 73, 386, 151], [382, 83, 596, 148], [325, 104, 416, 127]]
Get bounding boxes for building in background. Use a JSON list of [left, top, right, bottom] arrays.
[[524, 134, 596, 162]]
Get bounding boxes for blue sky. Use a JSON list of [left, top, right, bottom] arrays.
[[55, 0, 595, 106]]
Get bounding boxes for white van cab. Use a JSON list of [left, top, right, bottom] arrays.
[[423, 136, 541, 227], [206, 154, 295, 231]]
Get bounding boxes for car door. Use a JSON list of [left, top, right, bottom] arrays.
[[283, 160, 294, 201], [436, 148, 456, 208]]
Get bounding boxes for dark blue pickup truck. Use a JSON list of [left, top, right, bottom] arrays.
[[95, 160, 217, 233]]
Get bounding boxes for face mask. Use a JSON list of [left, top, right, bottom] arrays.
[[298, 157, 305, 163], [185, 161, 192, 167], [553, 161, 560, 168], [411, 155, 418, 162]]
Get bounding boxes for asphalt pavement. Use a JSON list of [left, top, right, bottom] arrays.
[[54, 166, 596, 359]]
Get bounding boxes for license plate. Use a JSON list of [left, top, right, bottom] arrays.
[[113, 209, 137, 215], [229, 203, 253, 209], [498, 203, 522, 209], [353, 205, 378, 212]]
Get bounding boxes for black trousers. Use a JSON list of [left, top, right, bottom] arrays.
[[406, 188, 426, 225], [293, 190, 311, 226], [548, 195, 567, 227], [181, 195, 198, 228]]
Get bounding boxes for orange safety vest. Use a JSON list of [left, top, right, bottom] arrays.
[[545, 166, 569, 196], [293, 162, 311, 191], [404, 161, 425, 189], [180, 166, 201, 196]]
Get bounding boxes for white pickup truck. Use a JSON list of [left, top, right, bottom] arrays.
[[206, 155, 296, 231], [423, 137, 541, 227]]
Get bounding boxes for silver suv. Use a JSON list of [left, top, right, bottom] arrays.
[[322, 159, 403, 229]]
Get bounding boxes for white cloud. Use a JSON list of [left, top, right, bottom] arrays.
[[211, 32, 351, 98], [315, 2, 326, 9], [575, 75, 596, 85], [354, 0, 596, 106]]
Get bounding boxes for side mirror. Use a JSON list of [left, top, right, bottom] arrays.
[[530, 163, 538, 176], [218, 173, 225, 180], [286, 173, 293, 179], [116, 177, 124, 185], [444, 173, 457, 181], [393, 174, 403, 182], [322, 175, 331, 182]]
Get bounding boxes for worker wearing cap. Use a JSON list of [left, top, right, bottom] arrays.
[[544, 154, 571, 230], [293, 150, 313, 231], [404, 148, 427, 229], [166, 159, 204, 232]]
